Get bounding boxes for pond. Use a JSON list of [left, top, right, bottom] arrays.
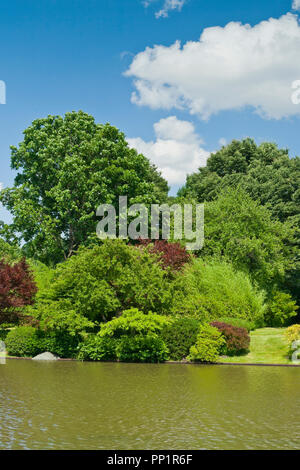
[[0, 359, 300, 450]]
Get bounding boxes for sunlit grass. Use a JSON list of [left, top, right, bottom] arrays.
[[220, 328, 291, 364]]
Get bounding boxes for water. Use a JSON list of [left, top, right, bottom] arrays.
[[0, 359, 299, 450]]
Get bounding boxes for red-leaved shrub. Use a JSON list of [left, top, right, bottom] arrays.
[[210, 321, 250, 355], [0, 258, 37, 324], [138, 239, 191, 271]]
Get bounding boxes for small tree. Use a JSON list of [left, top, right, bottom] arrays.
[[0, 258, 37, 324]]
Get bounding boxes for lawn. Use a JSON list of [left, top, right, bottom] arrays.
[[220, 327, 291, 365]]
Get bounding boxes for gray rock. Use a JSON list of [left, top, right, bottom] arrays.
[[32, 352, 60, 361]]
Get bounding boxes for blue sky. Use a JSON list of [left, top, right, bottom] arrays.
[[1, 0, 300, 222]]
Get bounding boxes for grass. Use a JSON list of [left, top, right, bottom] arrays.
[[220, 327, 291, 364]]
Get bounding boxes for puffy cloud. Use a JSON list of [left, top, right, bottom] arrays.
[[125, 13, 300, 120], [292, 0, 300, 11], [127, 116, 210, 185]]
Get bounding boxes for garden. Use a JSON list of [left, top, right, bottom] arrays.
[[0, 111, 299, 365]]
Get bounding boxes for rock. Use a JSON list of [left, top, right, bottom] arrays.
[[32, 352, 60, 361]]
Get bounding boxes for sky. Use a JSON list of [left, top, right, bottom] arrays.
[[1, 0, 300, 222]]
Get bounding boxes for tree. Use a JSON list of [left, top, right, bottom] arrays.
[[0, 258, 37, 324], [29, 240, 174, 334], [179, 138, 300, 300], [202, 187, 295, 293], [0, 111, 168, 264]]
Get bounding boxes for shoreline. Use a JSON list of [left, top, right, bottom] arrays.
[[5, 356, 300, 367]]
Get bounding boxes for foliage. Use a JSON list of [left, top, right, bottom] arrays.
[[0, 111, 168, 264], [115, 335, 169, 363], [5, 326, 78, 357], [216, 317, 255, 332], [0, 239, 21, 263], [172, 258, 266, 325], [188, 324, 225, 363], [210, 322, 250, 355], [284, 324, 300, 345], [138, 239, 191, 272], [201, 188, 295, 293], [160, 317, 200, 360], [264, 292, 298, 327], [99, 308, 172, 338], [178, 138, 300, 301], [77, 335, 118, 361], [0, 258, 37, 324], [31, 241, 174, 331], [5, 326, 41, 357]]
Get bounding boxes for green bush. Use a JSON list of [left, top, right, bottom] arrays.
[[0, 328, 9, 341], [6, 326, 41, 357], [264, 291, 298, 327], [172, 259, 266, 326], [31, 240, 174, 333], [5, 326, 78, 358], [188, 324, 225, 363], [160, 317, 200, 360], [78, 336, 118, 361], [99, 308, 172, 338], [115, 335, 169, 363]]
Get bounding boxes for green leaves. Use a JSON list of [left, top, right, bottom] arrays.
[[1, 111, 168, 264]]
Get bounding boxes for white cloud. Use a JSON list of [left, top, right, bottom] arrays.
[[292, 0, 300, 11], [142, 0, 187, 18], [127, 116, 210, 185], [155, 0, 187, 18], [125, 13, 300, 120]]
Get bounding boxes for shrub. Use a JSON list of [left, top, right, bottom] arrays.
[[78, 335, 118, 361], [99, 308, 172, 338], [0, 258, 37, 324], [172, 259, 266, 325], [284, 325, 300, 360], [188, 324, 225, 363], [5, 326, 78, 358], [217, 317, 255, 332], [6, 326, 41, 357], [115, 335, 168, 363], [0, 328, 8, 341], [264, 292, 298, 327], [138, 239, 191, 272], [210, 322, 250, 355], [284, 325, 300, 345], [31, 240, 174, 332], [37, 331, 79, 358], [160, 317, 200, 360]]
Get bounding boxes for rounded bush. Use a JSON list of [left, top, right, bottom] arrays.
[[210, 322, 250, 355], [6, 326, 42, 357], [78, 335, 118, 361], [160, 317, 200, 360], [6, 326, 78, 358], [116, 335, 169, 363], [188, 324, 225, 363]]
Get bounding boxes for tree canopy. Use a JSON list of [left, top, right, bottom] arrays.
[[0, 111, 168, 264]]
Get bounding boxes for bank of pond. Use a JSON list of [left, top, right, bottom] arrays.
[[1, 315, 299, 365]]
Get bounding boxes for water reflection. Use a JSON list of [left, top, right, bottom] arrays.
[[0, 360, 299, 449]]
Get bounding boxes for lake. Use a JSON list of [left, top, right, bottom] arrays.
[[0, 359, 299, 450]]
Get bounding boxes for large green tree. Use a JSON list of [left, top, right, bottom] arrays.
[[201, 187, 295, 294], [179, 139, 300, 300], [0, 111, 168, 264]]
